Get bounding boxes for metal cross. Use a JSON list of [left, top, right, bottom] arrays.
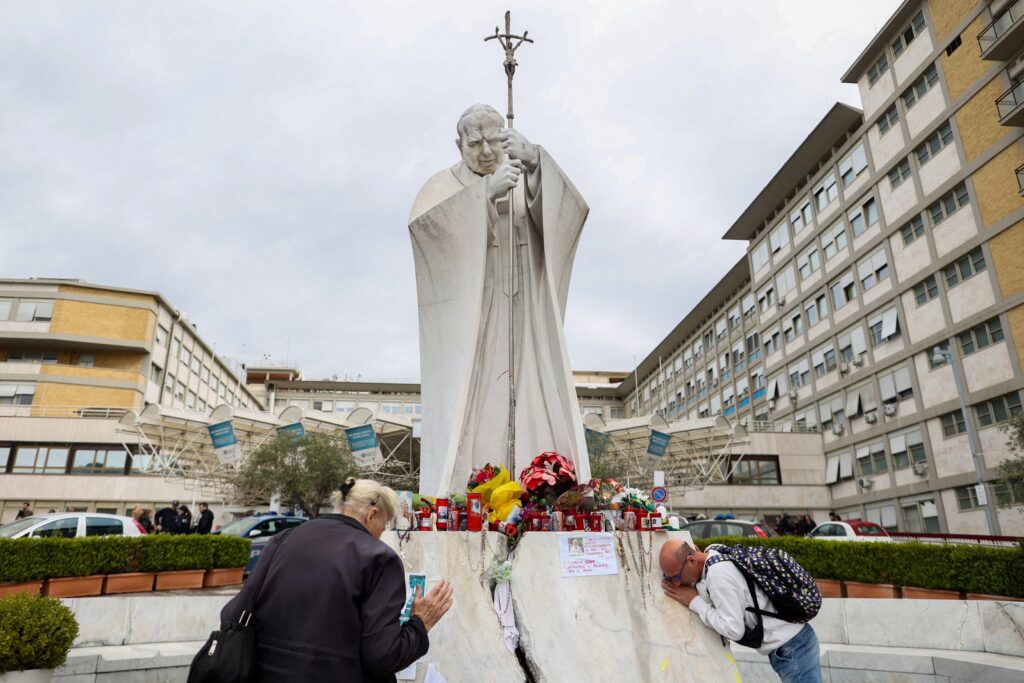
[[484, 11, 534, 128]]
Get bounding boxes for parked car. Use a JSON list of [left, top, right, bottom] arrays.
[[0, 512, 146, 539], [214, 513, 308, 575], [806, 520, 893, 541], [679, 519, 779, 540]]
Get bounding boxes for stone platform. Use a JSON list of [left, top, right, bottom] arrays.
[[385, 530, 740, 682]]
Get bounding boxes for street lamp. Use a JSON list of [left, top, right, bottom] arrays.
[[931, 344, 999, 535]]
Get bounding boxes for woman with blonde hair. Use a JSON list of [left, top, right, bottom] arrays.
[[219, 477, 453, 682]]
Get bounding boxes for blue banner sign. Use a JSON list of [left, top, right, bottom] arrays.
[[208, 420, 241, 465], [346, 424, 382, 468], [647, 430, 671, 458]]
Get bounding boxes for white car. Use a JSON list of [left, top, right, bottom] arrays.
[[806, 520, 893, 542], [0, 512, 146, 539]]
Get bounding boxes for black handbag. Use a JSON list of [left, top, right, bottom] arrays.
[[187, 529, 295, 683]]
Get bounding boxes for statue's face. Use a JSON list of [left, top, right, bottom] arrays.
[[457, 113, 505, 175]]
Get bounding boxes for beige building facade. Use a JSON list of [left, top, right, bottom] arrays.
[[624, 0, 1024, 534]]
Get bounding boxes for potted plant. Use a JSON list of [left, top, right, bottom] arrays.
[[0, 593, 79, 683], [203, 537, 250, 587], [143, 536, 213, 590]]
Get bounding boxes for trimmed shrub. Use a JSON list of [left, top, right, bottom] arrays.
[[696, 536, 1024, 598], [213, 536, 252, 569], [138, 535, 217, 572], [0, 535, 250, 582], [0, 593, 79, 673]]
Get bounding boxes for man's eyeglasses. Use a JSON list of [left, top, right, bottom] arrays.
[[663, 566, 685, 584]]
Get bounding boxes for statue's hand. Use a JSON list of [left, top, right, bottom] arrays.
[[500, 129, 540, 171], [486, 159, 523, 201]]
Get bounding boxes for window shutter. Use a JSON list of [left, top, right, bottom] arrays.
[[880, 373, 897, 401], [894, 366, 912, 393], [839, 452, 853, 478], [889, 434, 906, 453], [826, 456, 840, 483], [846, 391, 861, 416], [856, 445, 871, 459], [852, 327, 868, 355], [881, 308, 899, 339]]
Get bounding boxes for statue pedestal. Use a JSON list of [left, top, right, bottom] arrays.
[[385, 531, 740, 682]]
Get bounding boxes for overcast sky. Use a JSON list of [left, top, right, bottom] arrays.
[[0, 0, 901, 381]]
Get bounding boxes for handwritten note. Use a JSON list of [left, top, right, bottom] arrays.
[[558, 533, 618, 578]]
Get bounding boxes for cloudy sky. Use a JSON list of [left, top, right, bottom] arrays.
[[0, 0, 901, 381]]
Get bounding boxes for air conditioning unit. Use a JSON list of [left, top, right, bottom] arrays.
[[865, 411, 878, 424], [768, 399, 776, 410], [789, 390, 799, 403], [883, 403, 897, 417], [839, 362, 850, 374], [777, 296, 786, 308], [912, 462, 928, 476], [858, 476, 874, 489], [852, 355, 865, 366], [832, 422, 845, 435]]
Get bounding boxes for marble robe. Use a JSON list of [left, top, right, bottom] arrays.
[[409, 148, 591, 496]]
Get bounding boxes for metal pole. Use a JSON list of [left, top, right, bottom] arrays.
[[944, 347, 999, 534]]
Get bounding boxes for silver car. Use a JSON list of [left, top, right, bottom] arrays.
[[0, 512, 146, 539]]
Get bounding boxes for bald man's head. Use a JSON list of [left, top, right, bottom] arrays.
[[660, 540, 702, 586]]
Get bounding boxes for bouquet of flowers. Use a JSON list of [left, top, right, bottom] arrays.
[[589, 478, 625, 510], [519, 451, 577, 503], [468, 463, 511, 506], [611, 486, 654, 512]]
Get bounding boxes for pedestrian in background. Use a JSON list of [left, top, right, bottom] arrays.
[[178, 504, 193, 534], [195, 502, 214, 534], [139, 508, 154, 534], [15, 502, 32, 519], [154, 501, 179, 533]]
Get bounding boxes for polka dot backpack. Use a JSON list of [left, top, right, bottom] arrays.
[[705, 543, 822, 623]]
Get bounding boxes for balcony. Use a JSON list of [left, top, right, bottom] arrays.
[[996, 78, 1024, 127], [978, 0, 1024, 61], [1017, 164, 1024, 197]]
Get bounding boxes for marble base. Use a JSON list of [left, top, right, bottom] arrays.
[[382, 531, 524, 683], [510, 531, 741, 683]]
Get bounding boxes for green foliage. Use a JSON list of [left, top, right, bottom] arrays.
[[138, 535, 216, 572], [212, 536, 251, 569], [695, 536, 1024, 597], [232, 432, 357, 517], [0, 593, 79, 673], [997, 413, 1024, 509], [0, 536, 250, 582]]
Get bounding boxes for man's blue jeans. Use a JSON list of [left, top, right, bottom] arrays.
[[768, 624, 822, 683]]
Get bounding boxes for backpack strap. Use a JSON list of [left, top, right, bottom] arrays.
[[236, 527, 296, 626], [704, 553, 769, 649]]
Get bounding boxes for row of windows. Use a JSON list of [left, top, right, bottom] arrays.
[[867, 10, 927, 88], [0, 445, 146, 476], [939, 391, 1022, 437], [0, 299, 54, 323], [910, 246, 987, 307], [825, 425, 926, 483]]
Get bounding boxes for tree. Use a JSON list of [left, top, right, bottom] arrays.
[[997, 413, 1024, 510], [232, 432, 357, 518]]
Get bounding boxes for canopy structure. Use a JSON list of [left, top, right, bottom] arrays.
[[583, 413, 749, 493], [117, 403, 419, 498]]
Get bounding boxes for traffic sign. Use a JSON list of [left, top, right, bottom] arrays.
[[651, 486, 667, 503]]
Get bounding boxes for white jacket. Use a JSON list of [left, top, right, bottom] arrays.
[[687, 549, 804, 656]]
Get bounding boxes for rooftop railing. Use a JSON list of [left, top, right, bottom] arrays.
[[978, 0, 1023, 53], [737, 420, 820, 434], [0, 405, 131, 419], [888, 531, 1022, 548]]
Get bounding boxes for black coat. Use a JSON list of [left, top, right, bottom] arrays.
[[220, 514, 428, 682], [196, 509, 214, 534], [154, 507, 178, 533]]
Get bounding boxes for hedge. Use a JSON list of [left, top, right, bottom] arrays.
[[0, 593, 79, 673], [0, 536, 251, 583], [695, 536, 1024, 598]]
